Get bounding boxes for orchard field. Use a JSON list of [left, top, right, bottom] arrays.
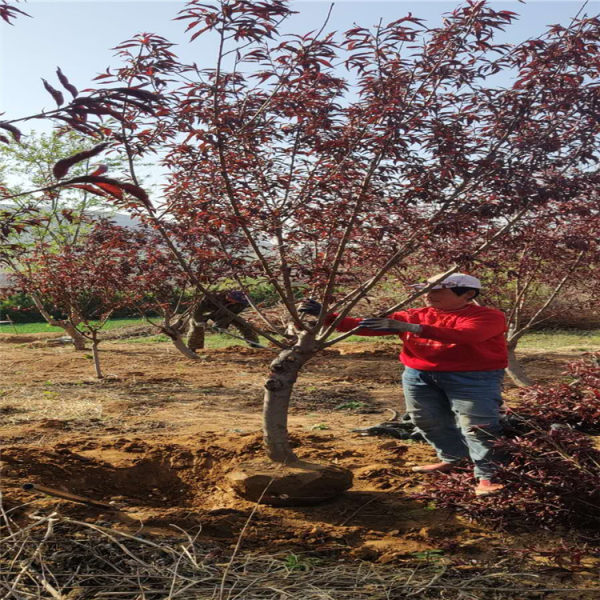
[[1, 328, 600, 598]]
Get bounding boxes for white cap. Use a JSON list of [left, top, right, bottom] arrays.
[[411, 273, 481, 290]]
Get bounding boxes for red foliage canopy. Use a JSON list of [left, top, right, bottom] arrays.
[[102, 0, 600, 345]]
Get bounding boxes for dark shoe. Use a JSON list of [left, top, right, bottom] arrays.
[[411, 462, 456, 473], [475, 479, 505, 497], [409, 430, 425, 442]]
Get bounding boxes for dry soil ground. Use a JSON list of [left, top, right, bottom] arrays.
[[0, 333, 599, 597]]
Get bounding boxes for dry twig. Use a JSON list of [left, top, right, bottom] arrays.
[[1, 501, 599, 600]]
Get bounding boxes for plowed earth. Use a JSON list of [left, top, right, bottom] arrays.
[[0, 333, 598, 579]]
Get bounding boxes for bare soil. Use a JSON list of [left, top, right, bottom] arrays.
[[1, 333, 598, 588]]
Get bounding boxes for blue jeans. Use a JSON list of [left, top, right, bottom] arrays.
[[402, 367, 505, 480]]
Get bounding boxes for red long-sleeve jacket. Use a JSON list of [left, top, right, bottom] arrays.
[[328, 304, 508, 372]]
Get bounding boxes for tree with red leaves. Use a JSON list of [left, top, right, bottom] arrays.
[[70, 0, 598, 477], [0, 11, 170, 349], [7, 2, 600, 487], [13, 221, 153, 378], [479, 196, 600, 386], [410, 178, 600, 386], [0, 131, 133, 349]]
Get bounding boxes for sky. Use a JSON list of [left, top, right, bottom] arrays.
[[1, 0, 598, 124]]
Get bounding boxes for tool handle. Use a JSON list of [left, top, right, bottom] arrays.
[[22, 482, 116, 510]]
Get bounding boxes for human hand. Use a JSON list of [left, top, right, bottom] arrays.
[[359, 318, 422, 334], [298, 298, 322, 316]]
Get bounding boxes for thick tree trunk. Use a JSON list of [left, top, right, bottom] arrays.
[[91, 337, 103, 379], [506, 344, 533, 387], [62, 322, 87, 351], [263, 331, 317, 463]]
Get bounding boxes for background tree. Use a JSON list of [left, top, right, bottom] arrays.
[[13, 221, 149, 378], [0, 51, 163, 342], [479, 194, 600, 386], [0, 131, 128, 348]]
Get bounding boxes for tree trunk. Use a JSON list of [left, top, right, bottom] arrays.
[[506, 344, 533, 387], [170, 331, 200, 359], [187, 319, 206, 351], [157, 312, 198, 359], [263, 331, 317, 463], [63, 322, 87, 351], [29, 293, 87, 350], [91, 336, 103, 379]]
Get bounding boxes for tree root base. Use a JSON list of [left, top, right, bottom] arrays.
[[227, 459, 353, 506]]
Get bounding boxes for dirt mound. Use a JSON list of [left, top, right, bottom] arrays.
[[3, 446, 188, 507], [0, 427, 535, 567], [1, 430, 465, 553], [3, 433, 256, 498]]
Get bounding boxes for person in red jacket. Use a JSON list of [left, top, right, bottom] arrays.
[[300, 273, 508, 497]]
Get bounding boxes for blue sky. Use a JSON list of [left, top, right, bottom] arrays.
[[1, 0, 597, 124]]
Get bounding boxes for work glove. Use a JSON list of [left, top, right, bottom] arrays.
[[358, 318, 422, 334], [298, 298, 322, 316]]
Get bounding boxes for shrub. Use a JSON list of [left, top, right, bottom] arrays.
[[516, 353, 600, 434], [413, 354, 600, 532], [414, 428, 600, 531]]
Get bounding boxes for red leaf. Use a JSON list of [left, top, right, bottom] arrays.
[[110, 87, 160, 103], [69, 184, 110, 198], [52, 142, 109, 179], [93, 72, 114, 81], [42, 78, 64, 106], [96, 182, 124, 200], [0, 4, 29, 24], [56, 67, 79, 99], [118, 182, 151, 206], [90, 164, 109, 177], [64, 175, 151, 207], [0, 122, 22, 143]]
